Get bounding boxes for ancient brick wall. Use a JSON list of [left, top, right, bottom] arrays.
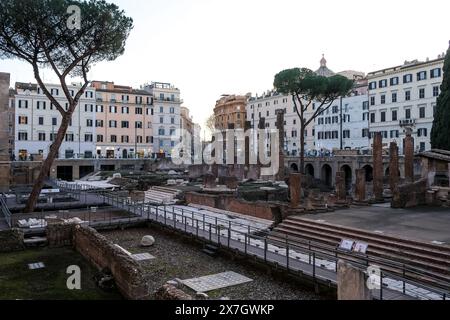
[[185, 192, 278, 221], [47, 223, 74, 247], [72, 225, 150, 300], [0, 229, 25, 253]]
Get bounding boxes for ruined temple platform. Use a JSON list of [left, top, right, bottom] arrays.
[[303, 205, 450, 244]]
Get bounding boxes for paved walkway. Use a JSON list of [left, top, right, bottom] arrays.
[[306, 206, 450, 244]]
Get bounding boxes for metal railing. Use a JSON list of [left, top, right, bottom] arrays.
[[0, 194, 12, 228], [54, 181, 450, 300]]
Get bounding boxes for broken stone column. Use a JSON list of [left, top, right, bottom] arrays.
[[289, 173, 302, 208], [373, 132, 384, 202], [355, 169, 366, 202], [389, 141, 400, 192], [337, 260, 371, 300], [335, 171, 346, 201], [275, 110, 285, 181], [203, 173, 217, 189], [404, 130, 414, 183]]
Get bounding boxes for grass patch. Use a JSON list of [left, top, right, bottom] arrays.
[[0, 247, 122, 300]]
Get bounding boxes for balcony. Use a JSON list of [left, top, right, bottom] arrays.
[[399, 119, 416, 127]]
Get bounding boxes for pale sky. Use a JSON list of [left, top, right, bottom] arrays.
[[1, 0, 449, 134]]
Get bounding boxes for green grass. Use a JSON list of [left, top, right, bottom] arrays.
[[0, 247, 123, 300]]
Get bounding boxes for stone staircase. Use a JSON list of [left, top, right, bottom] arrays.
[[269, 216, 450, 290], [144, 186, 180, 205]]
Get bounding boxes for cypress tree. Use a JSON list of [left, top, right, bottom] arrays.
[[431, 44, 450, 150]]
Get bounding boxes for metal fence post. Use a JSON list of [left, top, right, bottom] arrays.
[[209, 223, 211, 242], [264, 238, 267, 262], [228, 221, 231, 248], [380, 271, 383, 300], [245, 234, 248, 255], [196, 219, 199, 237], [164, 208, 167, 225], [313, 253, 316, 280], [286, 242, 290, 271], [403, 265, 406, 295]]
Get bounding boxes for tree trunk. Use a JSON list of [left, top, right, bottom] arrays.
[[23, 113, 72, 213], [300, 121, 305, 175]]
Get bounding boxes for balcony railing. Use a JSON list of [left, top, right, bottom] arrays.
[[399, 119, 416, 127]]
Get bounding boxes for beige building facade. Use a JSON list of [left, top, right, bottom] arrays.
[[91, 81, 154, 158]]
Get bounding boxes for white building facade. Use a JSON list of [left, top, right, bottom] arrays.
[[143, 82, 182, 158], [368, 56, 445, 153], [14, 82, 97, 160], [314, 94, 370, 152]]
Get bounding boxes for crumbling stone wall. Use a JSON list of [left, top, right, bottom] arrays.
[[0, 229, 25, 253], [392, 178, 428, 208], [185, 192, 279, 221], [47, 223, 74, 247], [154, 284, 193, 300], [73, 225, 150, 300]]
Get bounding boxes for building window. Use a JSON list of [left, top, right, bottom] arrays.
[[433, 86, 440, 97], [363, 101, 369, 110], [405, 91, 411, 101], [97, 135, 104, 143], [18, 132, 28, 141], [38, 117, 44, 125], [370, 113, 375, 123], [419, 107, 426, 118], [135, 107, 143, 115], [38, 132, 46, 141], [430, 68, 441, 79], [158, 128, 165, 136], [417, 71, 427, 81], [419, 88, 425, 99], [390, 77, 399, 86], [381, 95, 386, 104], [170, 107, 175, 114], [343, 130, 350, 139], [110, 135, 117, 143], [135, 121, 143, 129], [109, 106, 117, 113], [417, 128, 428, 137], [160, 117, 164, 124], [369, 82, 377, 90], [50, 133, 56, 141], [85, 134, 93, 142], [121, 135, 129, 143], [392, 110, 398, 121], [18, 100, 28, 109], [121, 121, 129, 128], [122, 106, 129, 114], [370, 96, 375, 106], [96, 105, 104, 112], [405, 109, 411, 119], [136, 136, 143, 143], [85, 104, 93, 112], [18, 116, 28, 125], [392, 92, 397, 103], [403, 74, 413, 83], [381, 111, 386, 122], [159, 106, 164, 113], [65, 133, 74, 142], [171, 117, 175, 124], [379, 79, 387, 88], [109, 120, 117, 128], [86, 119, 93, 127], [50, 88, 59, 96], [96, 120, 104, 127]]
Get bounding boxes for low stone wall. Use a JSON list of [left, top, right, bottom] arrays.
[[0, 229, 25, 253], [154, 284, 193, 300], [73, 225, 150, 300], [185, 192, 279, 221]]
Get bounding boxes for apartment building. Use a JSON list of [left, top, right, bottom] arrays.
[[246, 56, 368, 155], [91, 81, 153, 159], [368, 55, 445, 153], [214, 94, 249, 130], [143, 82, 182, 158], [14, 82, 97, 160]]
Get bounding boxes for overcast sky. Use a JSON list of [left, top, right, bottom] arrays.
[[1, 0, 449, 134]]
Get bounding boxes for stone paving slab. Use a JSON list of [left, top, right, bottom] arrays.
[[181, 271, 253, 293]]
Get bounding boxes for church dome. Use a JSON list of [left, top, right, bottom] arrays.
[[315, 54, 335, 77]]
